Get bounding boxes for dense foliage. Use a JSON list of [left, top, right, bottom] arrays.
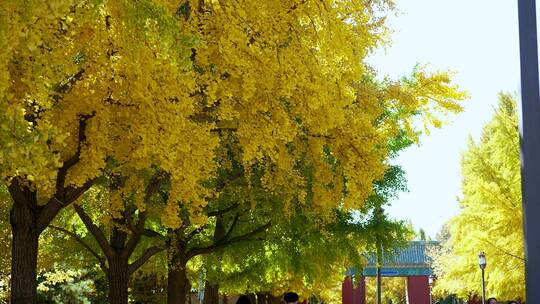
[[432, 94, 524, 301], [0, 0, 465, 303]]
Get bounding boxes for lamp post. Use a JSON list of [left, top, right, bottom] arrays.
[[478, 252, 487, 304], [428, 274, 434, 304]]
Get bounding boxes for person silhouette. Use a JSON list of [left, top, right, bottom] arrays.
[[237, 295, 251, 304], [487, 297, 498, 304], [284, 292, 299, 304]]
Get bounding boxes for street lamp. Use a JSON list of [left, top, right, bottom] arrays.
[[479, 252, 487, 304], [428, 274, 434, 304]]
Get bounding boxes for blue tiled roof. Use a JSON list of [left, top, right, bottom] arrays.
[[364, 241, 440, 267], [346, 241, 439, 277]]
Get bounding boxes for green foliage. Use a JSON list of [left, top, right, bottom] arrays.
[[36, 270, 94, 304]]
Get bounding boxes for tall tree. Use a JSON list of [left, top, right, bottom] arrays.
[[71, 172, 168, 304], [431, 94, 525, 301], [1, 1, 466, 302], [0, 1, 216, 302]]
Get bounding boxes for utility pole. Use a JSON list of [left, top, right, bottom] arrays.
[[517, 0, 540, 303]]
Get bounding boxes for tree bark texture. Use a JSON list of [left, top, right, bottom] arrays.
[[10, 198, 39, 304], [204, 281, 220, 304], [167, 265, 191, 304], [8, 116, 94, 304], [108, 257, 130, 304]]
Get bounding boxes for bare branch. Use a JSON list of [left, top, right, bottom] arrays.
[[122, 212, 146, 259], [206, 203, 239, 217], [37, 178, 96, 232], [73, 204, 115, 259], [123, 172, 164, 258], [221, 213, 240, 242], [49, 224, 107, 271], [185, 226, 207, 243], [128, 246, 164, 275], [187, 221, 271, 259], [482, 238, 525, 262], [143, 228, 166, 240]]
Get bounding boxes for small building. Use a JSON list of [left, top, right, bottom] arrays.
[[343, 241, 439, 304]]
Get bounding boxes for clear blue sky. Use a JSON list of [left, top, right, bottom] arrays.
[[368, 0, 522, 238]]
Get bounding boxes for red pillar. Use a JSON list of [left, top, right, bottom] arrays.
[[354, 276, 366, 304], [342, 276, 353, 304], [407, 276, 430, 304]]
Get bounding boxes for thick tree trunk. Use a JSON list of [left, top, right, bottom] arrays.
[[167, 265, 190, 304], [108, 257, 130, 304], [204, 281, 219, 304], [10, 201, 39, 304]]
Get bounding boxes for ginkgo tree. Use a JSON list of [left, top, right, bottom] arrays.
[[1, 0, 466, 303], [431, 94, 525, 301], [1, 1, 216, 302]]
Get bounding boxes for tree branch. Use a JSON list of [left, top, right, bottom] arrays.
[[122, 212, 146, 259], [142, 228, 166, 240], [185, 226, 207, 243], [221, 213, 240, 242], [37, 178, 96, 231], [206, 203, 239, 217], [36, 112, 96, 231], [55, 113, 95, 200], [214, 169, 244, 191], [49, 224, 108, 272], [73, 204, 115, 259], [53, 69, 86, 98], [128, 246, 164, 275], [482, 238, 525, 262], [123, 172, 163, 258], [186, 221, 271, 259]]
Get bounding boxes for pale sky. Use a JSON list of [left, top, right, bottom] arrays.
[[368, 0, 522, 238]]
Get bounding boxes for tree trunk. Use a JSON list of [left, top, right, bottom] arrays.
[[167, 265, 190, 304], [204, 281, 219, 304], [248, 293, 257, 304], [268, 293, 282, 304], [202, 215, 225, 304], [10, 202, 39, 304], [256, 293, 268, 304], [108, 257, 130, 304], [9, 189, 39, 304]]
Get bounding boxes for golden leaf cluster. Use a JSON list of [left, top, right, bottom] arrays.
[[1, 0, 465, 228]]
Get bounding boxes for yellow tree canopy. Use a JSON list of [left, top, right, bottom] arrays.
[[1, 0, 465, 228], [432, 94, 524, 301], [0, 0, 217, 215]]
